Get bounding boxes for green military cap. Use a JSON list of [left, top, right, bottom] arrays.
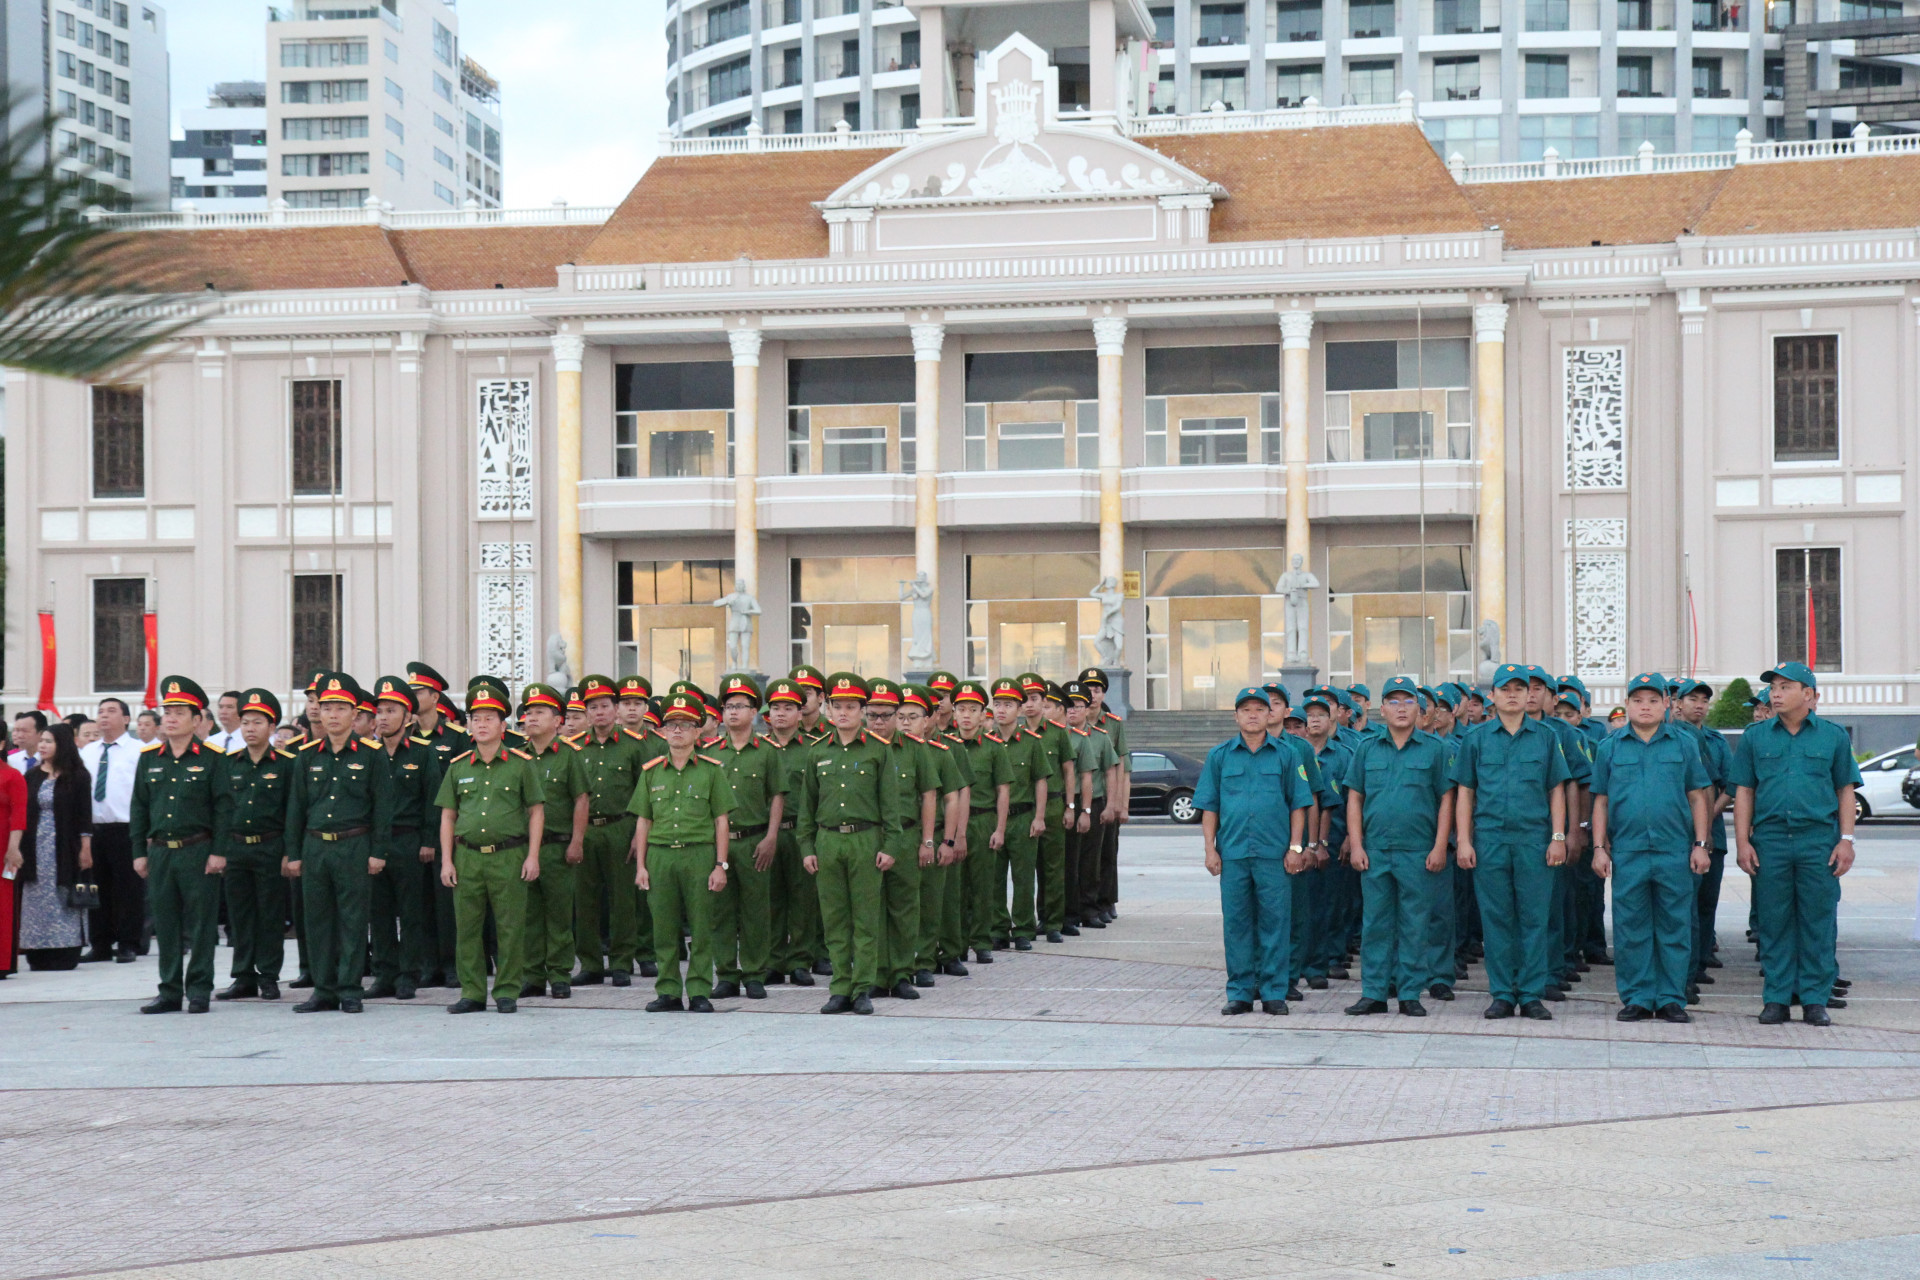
[[438, 691, 466, 725], [659, 693, 704, 723], [1232, 686, 1269, 710], [1490, 663, 1529, 689], [989, 677, 1025, 702], [764, 678, 804, 707], [1675, 678, 1712, 699], [1017, 672, 1046, 696], [1523, 664, 1554, 686], [1625, 672, 1668, 696], [866, 678, 901, 707], [1431, 685, 1460, 709], [1064, 680, 1091, 706], [566, 686, 586, 713], [1747, 685, 1772, 706], [312, 672, 360, 706], [616, 674, 651, 700], [925, 671, 959, 696], [1042, 680, 1067, 706], [1347, 683, 1372, 701], [238, 688, 282, 722], [405, 662, 450, 692], [953, 680, 990, 706], [467, 682, 512, 716], [157, 675, 209, 711], [519, 682, 565, 715], [1380, 675, 1421, 701], [900, 683, 933, 710], [824, 671, 869, 702], [1077, 666, 1108, 689], [717, 672, 763, 706], [577, 673, 617, 701], [372, 675, 416, 707], [667, 679, 709, 704], [787, 664, 826, 693], [303, 668, 332, 694]]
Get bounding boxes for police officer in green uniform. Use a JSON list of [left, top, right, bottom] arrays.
[[631, 693, 734, 1012], [789, 665, 829, 741], [408, 661, 467, 988], [1450, 663, 1573, 1021], [760, 677, 819, 986], [1343, 676, 1456, 1018], [214, 688, 297, 1003], [794, 672, 904, 1014], [571, 673, 654, 986], [1023, 676, 1074, 945], [950, 680, 1009, 969], [1079, 667, 1129, 925], [133, 677, 228, 1015], [287, 674, 395, 1014], [709, 673, 786, 1000], [1063, 682, 1119, 939], [1590, 672, 1713, 1023], [988, 677, 1048, 951], [615, 675, 652, 734], [899, 683, 967, 986], [519, 682, 589, 999], [1731, 661, 1860, 1026], [865, 678, 940, 1000], [367, 676, 441, 1000]]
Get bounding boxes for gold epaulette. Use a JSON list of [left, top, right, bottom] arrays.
[[411, 735, 432, 745], [360, 736, 382, 748], [509, 748, 532, 760], [275, 748, 297, 759], [139, 739, 166, 752], [451, 749, 475, 764], [641, 756, 666, 771], [697, 753, 723, 766]]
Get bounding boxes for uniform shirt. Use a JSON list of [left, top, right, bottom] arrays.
[[628, 751, 733, 847], [205, 727, 247, 754], [1027, 719, 1071, 804], [413, 718, 470, 828], [1193, 733, 1316, 860], [1345, 729, 1454, 852], [706, 733, 787, 831], [79, 731, 141, 823], [1589, 722, 1711, 853], [1540, 715, 1594, 784], [793, 730, 904, 859], [1286, 733, 1337, 811], [991, 724, 1049, 808], [1698, 725, 1734, 851], [1092, 708, 1130, 774], [434, 744, 545, 847], [129, 739, 228, 847], [951, 730, 1011, 810], [914, 732, 969, 797], [382, 734, 442, 833], [572, 726, 653, 818], [764, 732, 815, 821], [288, 735, 396, 848], [1448, 715, 1574, 843], [219, 743, 298, 840], [1728, 713, 1862, 844], [526, 735, 588, 838], [878, 732, 942, 851], [1070, 724, 1120, 800], [1313, 734, 1354, 848]]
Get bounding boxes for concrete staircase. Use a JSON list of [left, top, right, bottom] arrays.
[[1122, 710, 1239, 760]]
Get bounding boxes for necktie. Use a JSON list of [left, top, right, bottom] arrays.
[[94, 741, 110, 802]]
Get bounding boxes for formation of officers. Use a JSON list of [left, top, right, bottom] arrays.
[[126, 662, 1133, 1016], [1196, 659, 1860, 1027]]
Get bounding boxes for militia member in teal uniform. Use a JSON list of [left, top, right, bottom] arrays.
[[631, 693, 734, 1012], [288, 674, 396, 1014], [132, 677, 228, 1015], [794, 672, 904, 1014], [368, 676, 441, 1000], [1731, 661, 1861, 1026], [761, 678, 820, 986], [865, 679, 940, 1000], [988, 677, 1049, 951], [572, 674, 654, 985], [407, 661, 467, 988], [898, 683, 968, 986], [1343, 677, 1455, 1018], [950, 681, 1009, 972], [1195, 686, 1315, 1016], [709, 673, 787, 1000], [1590, 673, 1713, 1023], [520, 683, 589, 999], [1450, 663, 1573, 1021], [436, 680, 545, 1013], [214, 688, 296, 1003]]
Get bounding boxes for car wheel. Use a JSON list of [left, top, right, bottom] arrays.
[[1167, 789, 1199, 824], [1854, 793, 1869, 822]]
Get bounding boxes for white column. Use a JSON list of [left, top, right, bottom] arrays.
[[552, 331, 585, 681], [1279, 309, 1314, 576], [911, 321, 944, 662], [1092, 316, 1128, 588], [1473, 301, 1509, 662], [729, 326, 763, 631]]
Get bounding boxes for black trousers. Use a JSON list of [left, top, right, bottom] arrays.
[[88, 823, 146, 954]]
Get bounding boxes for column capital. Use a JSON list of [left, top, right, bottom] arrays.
[[1473, 302, 1510, 343], [1278, 309, 1314, 350], [1092, 315, 1128, 357], [910, 322, 945, 361], [728, 326, 763, 367], [550, 332, 585, 372]]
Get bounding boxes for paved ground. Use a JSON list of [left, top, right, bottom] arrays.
[[4, 821, 1918, 1280]]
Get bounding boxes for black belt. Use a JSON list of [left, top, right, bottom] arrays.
[[390, 827, 418, 838], [462, 837, 528, 855], [970, 805, 998, 815], [822, 821, 876, 834], [314, 826, 370, 842], [730, 823, 769, 839], [1006, 802, 1034, 817], [779, 818, 796, 830], [232, 832, 281, 846], [588, 814, 627, 827], [651, 839, 714, 851], [148, 832, 211, 851]]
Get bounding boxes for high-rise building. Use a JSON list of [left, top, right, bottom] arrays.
[[1, 0, 170, 208], [171, 81, 268, 212], [266, 0, 503, 211], [663, 0, 1920, 161]]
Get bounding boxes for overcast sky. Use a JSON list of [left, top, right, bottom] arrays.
[[165, 0, 668, 206]]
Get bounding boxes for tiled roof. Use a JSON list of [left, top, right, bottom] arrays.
[[388, 225, 600, 290], [1691, 153, 1920, 236], [1463, 170, 1730, 250], [145, 226, 412, 292]]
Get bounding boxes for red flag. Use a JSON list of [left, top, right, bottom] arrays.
[[36, 610, 57, 713], [143, 609, 160, 711]]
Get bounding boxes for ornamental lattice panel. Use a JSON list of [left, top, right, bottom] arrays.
[[1566, 519, 1626, 680], [1563, 346, 1626, 490], [478, 540, 535, 688], [476, 378, 533, 518]]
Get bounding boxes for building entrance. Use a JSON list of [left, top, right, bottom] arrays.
[[1178, 618, 1250, 710]]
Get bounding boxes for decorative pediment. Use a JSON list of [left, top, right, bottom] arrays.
[[817, 35, 1223, 257]]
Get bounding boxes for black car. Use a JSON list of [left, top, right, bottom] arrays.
[[1127, 749, 1205, 823]]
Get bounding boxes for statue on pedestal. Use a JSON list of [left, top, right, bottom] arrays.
[[1477, 619, 1502, 688], [1274, 553, 1320, 665], [900, 571, 935, 666], [1090, 576, 1125, 667], [545, 634, 572, 688], [713, 580, 762, 673]]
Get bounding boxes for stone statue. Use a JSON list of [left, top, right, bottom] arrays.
[[900, 571, 935, 666], [545, 633, 572, 688], [1274, 553, 1320, 665], [1477, 618, 1502, 688], [712, 580, 762, 672], [1090, 576, 1125, 667]]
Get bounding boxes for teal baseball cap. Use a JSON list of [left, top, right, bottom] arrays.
[[1626, 672, 1668, 695], [1302, 690, 1333, 714], [1232, 686, 1270, 709], [1432, 685, 1460, 709], [1746, 685, 1772, 706], [1380, 675, 1421, 700], [1261, 680, 1291, 705], [1673, 678, 1710, 699], [1347, 683, 1372, 701], [1524, 664, 1554, 685], [1761, 661, 1817, 689], [1491, 663, 1529, 688]]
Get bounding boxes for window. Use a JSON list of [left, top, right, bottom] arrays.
[[1519, 112, 1598, 158], [1526, 54, 1570, 97], [1274, 0, 1321, 40], [1774, 335, 1838, 462], [467, 112, 483, 150], [900, 92, 920, 129], [1324, 339, 1472, 461], [1839, 59, 1903, 89], [1433, 55, 1481, 99], [709, 55, 751, 103], [58, 11, 75, 38], [434, 146, 455, 170], [92, 579, 147, 692], [1198, 3, 1246, 45], [1527, 0, 1570, 28], [434, 181, 456, 204], [483, 124, 501, 163], [1693, 57, 1723, 97], [1617, 55, 1654, 96], [91, 384, 143, 498], [1348, 60, 1396, 103], [291, 574, 343, 687], [384, 77, 404, 103], [1618, 0, 1652, 28], [291, 379, 342, 496], [1198, 69, 1246, 109], [386, 149, 404, 174], [615, 362, 734, 478], [434, 112, 455, 138], [823, 426, 888, 473], [1274, 63, 1323, 106], [708, 0, 751, 42], [964, 350, 1099, 471], [282, 152, 369, 176], [1434, 0, 1483, 32], [58, 51, 77, 79], [1617, 113, 1674, 152], [434, 71, 454, 102], [1694, 113, 1745, 148], [281, 80, 369, 103], [284, 188, 370, 208], [383, 39, 399, 62], [433, 19, 455, 65], [1775, 548, 1841, 672], [282, 116, 369, 140], [1838, 0, 1899, 16], [281, 39, 368, 67], [1348, 0, 1394, 34], [385, 113, 404, 139]]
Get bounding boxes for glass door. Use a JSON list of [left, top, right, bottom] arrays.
[[1178, 619, 1249, 710], [997, 621, 1069, 679], [650, 626, 717, 692], [821, 622, 892, 675], [1360, 615, 1436, 691]]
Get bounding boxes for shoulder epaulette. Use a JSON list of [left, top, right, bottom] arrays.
[[697, 753, 723, 766], [451, 749, 475, 764], [199, 740, 225, 754], [139, 739, 166, 752], [411, 735, 432, 745], [563, 737, 583, 750], [360, 736, 381, 748], [299, 738, 324, 751], [1071, 726, 1090, 736], [642, 756, 666, 771], [509, 748, 532, 760], [275, 748, 297, 759], [622, 728, 649, 741], [561, 732, 584, 745], [927, 737, 951, 751]]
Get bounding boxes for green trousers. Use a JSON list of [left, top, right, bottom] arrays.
[[302, 834, 373, 1003], [1360, 848, 1443, 1002], [814, 829, 884, 997], [916, 848, 951, 973], [877, 835, 923, 988], [1610, 846, 1695, 1011], [523, 835, 578, 986], [150, 843, 221, 1002], [713, 832, 772, 983], [768, 824, 820, 973], [648, 843, 717, 999], [453, 843, 527, 1002], [1754, 831, 1842, 1008], [1473, 838, 1556, 1006], [1036, 797, 1067, 933], [993, 810, 1039, 941], [368, 832, 430, 985], [222, 838, 287, 983], [574, 816, 638, 976], [964, 811, 1001, 953]]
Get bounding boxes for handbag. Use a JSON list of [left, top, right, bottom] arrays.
[[65, 880, 101, 910]]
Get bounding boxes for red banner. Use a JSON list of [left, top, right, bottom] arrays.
[[143, 610, 159, 711], [36, 610, 56, 713]]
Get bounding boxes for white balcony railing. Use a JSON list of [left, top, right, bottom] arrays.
[[87, 199, 616, 231], [1452, 122, 1920, 183]]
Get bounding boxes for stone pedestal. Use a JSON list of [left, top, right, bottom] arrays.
[[903, 669, 936, 686], [1279, 664, 1320, 708], [1099, 667, 1134, 718]]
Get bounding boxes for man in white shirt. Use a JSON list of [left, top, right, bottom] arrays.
[[8, 711, 46, 775], [79, 698, 148, 962], [204, 691, 246, 754]]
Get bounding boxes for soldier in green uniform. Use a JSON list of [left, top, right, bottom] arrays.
[[950, 680, 1009, 969], [899, 683, 967, 987], [435, 680, 544, 1013], [1078, 667, 1129, 926], [926, 672, 960, 735], [519, 682, 589, 999], [615, 675, 651, 733], [1063, 682, 1120, 940], [794, 672, 903, 1013], [283, 669, 329, 991], [408, 662, 467, 989], [1022, 676, 1074, 945], [709, 673, 786, 1000], [761, 677, 820, 986], [571, 673, 654, 986], [564, 687, 589, 738], [631, 693, 733, 1012], [865, 679, 940, 1000], [988, 677, 1049, 951], [367, 676, 441, 1001], [287, 674, 396, 1014], [214, 688, 297, 1003], [132, 677, 228, 1014]]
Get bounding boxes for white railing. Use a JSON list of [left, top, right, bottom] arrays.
[[88, 198, 615, 231], [1124, 93, 1418, 135], [660, 118, 948, 154], [1452, 123, 1920, 183]]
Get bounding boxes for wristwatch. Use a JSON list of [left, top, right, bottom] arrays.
[[1692, 840, 1710, 849], [1288, 843, 1305, 854], [1550, 832, 1567, 842], [1838, 833, 1855, 843], [717, 860, 730, 871], [923, 839, 938, 848], [941, 839, 956, 848]]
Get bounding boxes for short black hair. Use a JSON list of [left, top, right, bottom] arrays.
[[220, 690, 243, 705], [98, 697, 132, 718], [13, 710, 47, 732], [137, 709, 160, 725], [62, 712, 87, 728]]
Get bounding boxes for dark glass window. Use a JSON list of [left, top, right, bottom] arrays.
[[964, 350, 1099, 401], [1775, 548, 1842, 672], [707, 55, 751, 103], [91, 385, 144, 498], [787, 356, 916, 405], [616, 362, 734, 412], [1325, 339, 1470, 390], [291, 379, 342, 495], [1774, 335, 1838, 461], [92, 578, 146, 692], [1274, 0, 1321, 38], [291, 574, 342, 687], [1145, 345, 1280, 396]]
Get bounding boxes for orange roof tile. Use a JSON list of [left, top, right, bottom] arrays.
[[1691, 152, 1920, 236], [388, 224, 598, 290], [1463, 170, 1730, 250], [143, 226, 411, 292]]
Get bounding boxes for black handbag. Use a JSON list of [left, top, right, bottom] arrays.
[[65, 880, 101, 910]]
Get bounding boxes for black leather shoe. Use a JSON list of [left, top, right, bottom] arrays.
[[744, 981, 767, 999], [712, 980, 740, 999], [1483, 999, 1515, 1020], [993, 937, 1011, 950], [550, 982, 572, 999], [1562, 970, 1583, 983], [293, 996, 339, 1013], [1283, 984, 1305, 1003], [1802, 1004, 1832, 1026], [364, 981, 398, 999], [610, 971, 633, 987], [1260, 999, 1288, 1015], [765, 970, 786, 985], [1584, 951, 1613, 966], [140, 996, 182, 1014], [1657, 1004, 1691, 1023], [1428, 984, 1455, 1001], [1327, 966, 1350, 980], [214, 981, 257, 1001], [1045, 931, 1063, 944], [811, 959, 834, 976], [941, 959, 969, 978], [688, 997, 715, 1012], [1014, 938, 1033, 951], [1542, 985, 1566, 1002], [1345, 997, 1388, 1015], [973, 948, 995, 964], [340, 998, 364, 1014], [1833, 978, 1852, 990], [186, 998, 210, 1014], [913, 970, 936, 988], [1704, 955, 1723, 969], [288, 972, 314, 989], [573, 971, 605, 986], [1758, 1002, 1791, 1024], [115, 949, 137, 964], [1686, 984, 1702, 1005], [820, 995, 852, 1014], [791, 968, 816, 986], [1828, 996, 1848, 1009], [1574, 961, 1591, 973], [1060, 925, 1081, 937], [447, 998, 486, 1014], [522, 982, 547, 999], [84, 947, 113, 963], [1616, 1005, 1653, 1021], [852, 994, 874, 1014], [1307, 976, 1329, 990], [1520, 1000, 1553, 1020], [395, 978, 417, 1000], [1398, 999, 1427, 1017], [891, 980, 921, 1000], [1080, 916, 1106, 929], [258, 980, 280, 1001], [645, 995, 684, 1012], [1694, 972, 1715, 985], [639, 962, 659, 978], [1221, 999, 1254, 1015]]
